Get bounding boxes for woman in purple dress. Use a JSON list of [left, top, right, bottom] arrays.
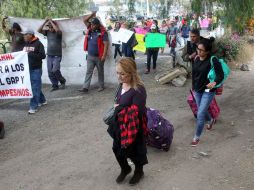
[[108, 57, 148, 185]]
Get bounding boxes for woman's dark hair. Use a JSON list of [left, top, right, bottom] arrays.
[[153, 19, 158, 26], [199, 37, 215, 52], [190, 28, 200, 36], [12, 22, 22, 31]]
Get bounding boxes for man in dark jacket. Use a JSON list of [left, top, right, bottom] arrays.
[[182, 29, 201, 63], [23, 29, 47, 114], [38, 18, 66, 91]]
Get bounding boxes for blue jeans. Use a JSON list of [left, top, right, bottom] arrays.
[[194, 91, 215, 138], [30, 69, 46, 110], [47, 55, 66, 88]]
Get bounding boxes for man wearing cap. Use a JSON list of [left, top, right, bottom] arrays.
[[38, 18, 66, 91], [79, 12, 109, 93], [23, 29, 47, 114], [2, 17, 25, 52]]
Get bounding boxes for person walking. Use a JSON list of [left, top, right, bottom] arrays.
[[191, 37, 224, 146], [144, 24, 160, 74], [113, 22, 122, 59], [38, 18, 66, 91], [23, 29, 47, 114], [107, 57, 148, 185], [182, 28, 201, 63], [181, 20, 191, 45], [79, 12, 109, 93]]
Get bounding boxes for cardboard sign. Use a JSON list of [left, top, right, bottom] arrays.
[[145, 33, 166, 48]]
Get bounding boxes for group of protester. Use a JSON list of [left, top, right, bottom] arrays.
[[1, 11, 225, 186]]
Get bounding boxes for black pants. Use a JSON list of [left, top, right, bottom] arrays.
[[147, 49, 159, 71], [114, 44, 122, 59]]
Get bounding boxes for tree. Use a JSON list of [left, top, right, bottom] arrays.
[[0, 0, 89, 19], [191, 0, 254, 34]]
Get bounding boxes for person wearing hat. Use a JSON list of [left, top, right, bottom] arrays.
[[144, 24, 160, 74], [2, 17, 25, 52], [38, 18, 66, 92], [79, 12, 109, 93], [23, 29, 47, 114]]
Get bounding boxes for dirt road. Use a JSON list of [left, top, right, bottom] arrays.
[[0, 53, 254, 190]]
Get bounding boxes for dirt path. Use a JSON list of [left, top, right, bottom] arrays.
[[0, 53, 254, 190]]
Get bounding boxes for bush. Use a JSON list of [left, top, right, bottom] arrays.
[[216, 34, 245, 62]]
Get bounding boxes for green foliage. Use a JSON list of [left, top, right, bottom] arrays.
[[191, 0, 254, 34], [0, 0, 89, 19]]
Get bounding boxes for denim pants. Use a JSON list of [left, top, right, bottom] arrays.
[[147, 49, 159, 71], [30, 69, 46, 110], [83, 55, 104, 89], [194, 91, 216, 138], [47, 55, 66, 88]]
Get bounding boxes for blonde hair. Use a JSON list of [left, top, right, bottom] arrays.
[[117, 57, 144, 90]]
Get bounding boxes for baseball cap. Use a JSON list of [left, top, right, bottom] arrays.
[[90, 17, 100, 25], [22, 29, 35, 35]]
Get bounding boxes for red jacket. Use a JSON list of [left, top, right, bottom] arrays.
[[118, 104, 148, 148], [83, 26, 106, 59]]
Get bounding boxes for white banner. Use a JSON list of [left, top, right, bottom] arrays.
[[9, 16, 117, 85], [118, 28, 134, 43], [0, 51, 33, 99], [110, 31, 121, 44]]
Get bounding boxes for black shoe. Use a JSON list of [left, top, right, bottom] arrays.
[[129, 171, 144, 185], [50, 87, 59, 92], [0, 121, 5, 139], [116, 166, 132, 183], [78, 88, 88, 93]]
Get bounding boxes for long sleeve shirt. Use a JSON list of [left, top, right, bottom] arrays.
[[192, 55, 224, 92]]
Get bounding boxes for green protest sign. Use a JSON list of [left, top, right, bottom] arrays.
[[145, 33, 166, 48]]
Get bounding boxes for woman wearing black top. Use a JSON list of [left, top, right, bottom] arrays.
[[108, 58, 148, 185], [191, 37, 224, 146]]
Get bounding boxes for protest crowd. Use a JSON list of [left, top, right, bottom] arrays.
[[0, 10, 229, 186]]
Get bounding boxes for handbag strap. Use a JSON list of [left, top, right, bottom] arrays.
[[113, 83, 122, 103]]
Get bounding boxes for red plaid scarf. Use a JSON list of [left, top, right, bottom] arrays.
[[118, 105, 148, 148]]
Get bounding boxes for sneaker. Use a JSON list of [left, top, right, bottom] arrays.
[[59, 83, 66, 89], [191, 138, 200, 147], [28, 109, 37, 114], [144, 70, 150, 74], [50, 87, 59, 92], [78, 88, 88, 93], [206, 119, 216, 130], [152, 68, 156, 73], [38, 101, 47, 107], [97, 87, 104, 92]]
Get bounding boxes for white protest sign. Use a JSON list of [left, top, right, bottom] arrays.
[[110, 31, 121, 44], [0, 51, 33, 99], [118, 28, 134, 43]]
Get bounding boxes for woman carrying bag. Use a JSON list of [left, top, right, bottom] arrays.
[[191, 37, 224, 146], [107, 57, 148, 185]]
